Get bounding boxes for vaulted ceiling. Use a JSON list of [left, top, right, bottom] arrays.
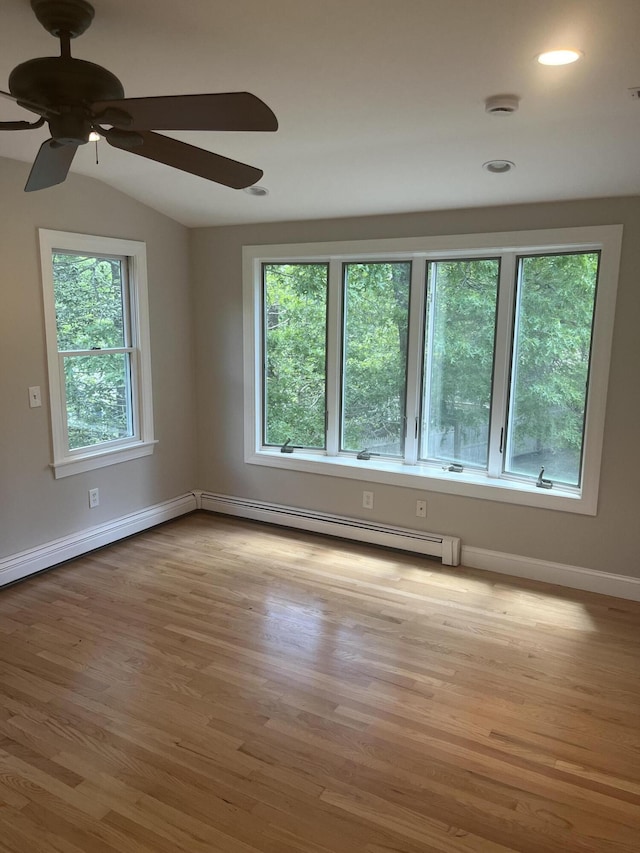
[[1, 0, 639, 226]]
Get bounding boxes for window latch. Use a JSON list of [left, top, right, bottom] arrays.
[[356, 448, 380, 460], [280, 439, 294, 453], [536, 467, 553, 489], [443, 463, 464, 473]]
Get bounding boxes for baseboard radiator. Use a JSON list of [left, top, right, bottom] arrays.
[[198, 492, 461, 566]]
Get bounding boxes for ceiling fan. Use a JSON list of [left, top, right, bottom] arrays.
[[0, 0, 278, 192]]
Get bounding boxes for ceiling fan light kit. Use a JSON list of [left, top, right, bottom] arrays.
[[1, 0, 278, 192]]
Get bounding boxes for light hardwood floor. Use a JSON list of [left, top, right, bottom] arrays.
[[0, 512, 639, 853]]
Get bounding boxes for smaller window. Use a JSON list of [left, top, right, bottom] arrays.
[[39, 230, 155, 478]]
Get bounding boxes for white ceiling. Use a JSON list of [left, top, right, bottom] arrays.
[[1, 0, 639, 227]]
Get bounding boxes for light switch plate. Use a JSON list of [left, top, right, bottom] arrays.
[[28, 386, 42, 408]]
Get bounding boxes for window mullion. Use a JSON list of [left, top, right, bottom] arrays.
[[403, 257, 426, 464], [421, 262, 436, 462], [325, 259, 342, 456], [487, 252, 517, 478]]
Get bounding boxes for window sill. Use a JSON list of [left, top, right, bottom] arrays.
[[51, 440, 157, 479], [247, 449, 595, 515]]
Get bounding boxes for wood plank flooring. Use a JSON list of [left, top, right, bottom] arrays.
[[0, 511, 639, 852]]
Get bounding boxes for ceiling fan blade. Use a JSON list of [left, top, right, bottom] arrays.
[[92, 92, 278, 132], [104, 129, 263, 189], [25, 139, 77, 192], [1, 87, 57, 118]]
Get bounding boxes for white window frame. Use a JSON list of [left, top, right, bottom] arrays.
[[39, 229, 155, 479], [243, 226, 622, 515]]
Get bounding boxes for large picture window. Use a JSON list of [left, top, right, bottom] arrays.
[[243, 226, 622, 514], [40, 230, 155, 478]]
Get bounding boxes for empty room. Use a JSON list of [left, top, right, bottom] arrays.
[[0, 1, 639, 851]]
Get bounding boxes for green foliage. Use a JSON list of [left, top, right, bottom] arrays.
[[261, 251, 599, 486], [508, 252, 598, 484], [53, 252, 132, 450], [53, 253, 125, 350], [264, 262, 411, 454], [63, 354, 131, 449], [264, 264, 328, 447], [423, 258, 499, 465], [342, 263, 410, 454]]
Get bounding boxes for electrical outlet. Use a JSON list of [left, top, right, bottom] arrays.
[[88, 488, 99, 508], [416, 499, 427, 518], [362, 490, 374, 510]]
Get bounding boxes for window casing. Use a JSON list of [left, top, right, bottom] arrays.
[[39, 230, 155, 478], [243, 226, 622, 515]]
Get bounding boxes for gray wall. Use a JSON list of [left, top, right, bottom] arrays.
[[0, 158, 197, 558], [191, 196, 640, 577], [2, 152, 638, 580]]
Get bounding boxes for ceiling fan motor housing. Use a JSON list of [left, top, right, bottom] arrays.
[[9, 57, 125, 143]]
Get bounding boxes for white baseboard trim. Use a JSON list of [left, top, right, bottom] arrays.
[[0, 493, 197, 588], [462, 545, 640, 602], [3, 490, 638, 602], [199, 492, 461, 565]]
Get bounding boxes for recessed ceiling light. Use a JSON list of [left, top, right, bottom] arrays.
[[243, 185, 269, 197], [536, 49, 583, 66], [483, 160, 515, 174]]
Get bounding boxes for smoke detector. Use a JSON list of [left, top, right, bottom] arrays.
[[485, 94, 520, 115]]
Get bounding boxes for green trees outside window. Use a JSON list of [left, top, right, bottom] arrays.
[[506, 252, 599, 486], [342, 263, 410, 456], [53, 252, 133, 451], [263, 263, 328, 448], [259, 248, 602, 491], [421, 258, 499, 467]]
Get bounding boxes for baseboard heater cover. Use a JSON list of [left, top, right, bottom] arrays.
[[198, 492, 461, 566]]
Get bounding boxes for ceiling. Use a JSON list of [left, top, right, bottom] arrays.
[[1, 0, 639, 227]]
